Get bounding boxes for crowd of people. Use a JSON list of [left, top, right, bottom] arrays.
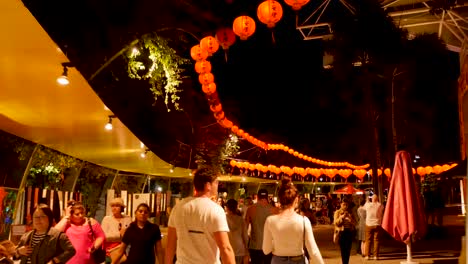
[[0, 167, 386, 264]]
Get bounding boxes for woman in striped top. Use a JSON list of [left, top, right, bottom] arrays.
[[333, 199, 357, 264], [15, 204, 76, 264]]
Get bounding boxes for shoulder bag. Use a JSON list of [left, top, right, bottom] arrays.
[[88, 218, 106, 264], [333, 228, 342, 244], [303, 216, 309, 260]]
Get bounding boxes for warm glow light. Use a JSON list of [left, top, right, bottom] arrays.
[[131, 47, 140, 56], [170, 168, 174, 173], [56, 75, 69, 86], [140, 142, 145, 148], [105, 122, 113, 131], [140, 152, 146, 158]]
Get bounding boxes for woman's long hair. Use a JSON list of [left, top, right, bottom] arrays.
[[278, 176, 298, 208]]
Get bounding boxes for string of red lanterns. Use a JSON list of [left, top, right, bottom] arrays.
[[229, 160, 458, 181], [190, 38, 370, 170], [189, 0, 371, 170]]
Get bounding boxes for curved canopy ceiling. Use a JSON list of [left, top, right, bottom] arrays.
[[0, 0, 193, 179]]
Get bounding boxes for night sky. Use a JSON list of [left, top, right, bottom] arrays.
[[21, 0, 462, 168]]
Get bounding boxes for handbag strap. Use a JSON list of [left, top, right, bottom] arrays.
[[303, 216, 305, 250], [87, 218, 96, 241]]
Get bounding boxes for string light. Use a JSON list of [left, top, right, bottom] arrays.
[[105, 115, 116, 131], [57, 62, 74, 86]]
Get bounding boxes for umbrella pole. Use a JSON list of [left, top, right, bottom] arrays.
[[401, 241, 418, 264]]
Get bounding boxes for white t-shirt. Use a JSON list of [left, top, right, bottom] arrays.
[[168, 196, 229, 264], [101, 214, 132, 242], [364, 202, 384, 226], [263, 213, 325, 264]]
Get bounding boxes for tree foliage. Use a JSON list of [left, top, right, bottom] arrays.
[[126, 33, 190, 111]]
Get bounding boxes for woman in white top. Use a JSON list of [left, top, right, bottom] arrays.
[[101, 197, 132, 264], [263, 177, 324, 264]]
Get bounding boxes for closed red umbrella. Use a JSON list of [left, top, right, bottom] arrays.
[[382, 150, 426, 263]]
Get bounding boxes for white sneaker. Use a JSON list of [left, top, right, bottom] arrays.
[[373, 256, 379, 260], [364, 256, 369, 260]]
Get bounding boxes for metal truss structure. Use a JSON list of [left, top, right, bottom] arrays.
[[297, 0, 468, 53]]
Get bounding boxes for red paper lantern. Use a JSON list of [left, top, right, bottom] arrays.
[[233, 16, 256, 40], [215, 27, 236, 50], [200, 36, 219, 56], [195, 60, 212, 74], [210, 104, 222, 112], [284, 0, 310, 11], [198, 73, 214, 85], [219, 118, 233, 129], [190, 45, 208, 61], [257, 0, 283, 28], [202, 83, 216, 94], [214, 111, 225, 120]]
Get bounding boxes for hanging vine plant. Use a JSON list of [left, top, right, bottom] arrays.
[[127, 33, 190, 111]]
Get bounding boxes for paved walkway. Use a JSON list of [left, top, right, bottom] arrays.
[[159, 214, 465, 264], [312, 214, 465, 264]]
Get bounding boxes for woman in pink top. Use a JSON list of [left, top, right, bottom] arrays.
[[56, 200, 106, 264]]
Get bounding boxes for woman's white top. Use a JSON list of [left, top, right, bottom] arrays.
[[101, 214, 132, 242], [263, 212, 324, 264]]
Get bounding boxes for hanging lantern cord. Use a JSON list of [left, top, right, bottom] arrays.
[[271, 28, 276, 45]]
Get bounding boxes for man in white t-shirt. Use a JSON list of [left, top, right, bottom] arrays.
[[364, 194, 384, 260], [165, 168, 235, 264]]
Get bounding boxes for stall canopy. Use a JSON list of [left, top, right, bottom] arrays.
[[333, 184, 365, 194], [0, 0, 192, 178]]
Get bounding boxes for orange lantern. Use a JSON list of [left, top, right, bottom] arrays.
[[284, 0, 310, 11], [233, 16, 256, 40], [257, 0, 283, 28], [215, 27, 236, 61], [230, 160, 237, 167], [219, 118, 233, 129], [216, 27, 236, 50], [210, 104, 222, 112], [231, 125, 239, 133], [384, 168, 391, 177], [416, 167, 426, 176], [198, 73, 214, 85], [190, 45, 208, 61], [202, 83, 216, 94], [195, 60, 212, 74], [200, 36, 219, 56], [425, 166, 433, 174], [214, 111, 225, 120]]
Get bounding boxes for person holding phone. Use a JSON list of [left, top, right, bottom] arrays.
[[101, 198, 132, 264], [333, 199, 356, 264]]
